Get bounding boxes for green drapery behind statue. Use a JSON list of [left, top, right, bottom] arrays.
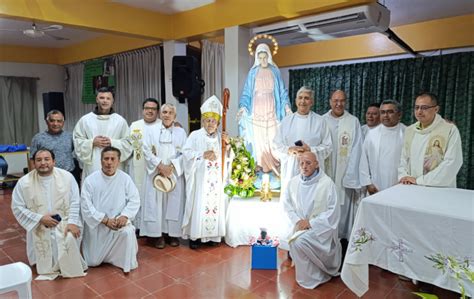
[[289, 51, 473, 189]]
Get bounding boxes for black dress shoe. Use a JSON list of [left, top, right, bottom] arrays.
[[156, 237, 166, 249], [168, 237, 180, 247], [189, 239, 200, 249]]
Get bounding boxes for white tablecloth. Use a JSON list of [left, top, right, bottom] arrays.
[[341, 184, 474, 297], [225, 197, 291, 250]]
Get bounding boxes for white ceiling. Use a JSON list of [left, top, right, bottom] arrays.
[[112, 0, 215, 14], [0, 0, 472, 48], [0, 18, 102, 48]]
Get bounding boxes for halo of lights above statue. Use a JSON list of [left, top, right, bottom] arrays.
[[247, 34, 279, 57]]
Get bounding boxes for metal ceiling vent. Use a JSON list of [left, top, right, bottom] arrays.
[[253, 3, 390, 46]]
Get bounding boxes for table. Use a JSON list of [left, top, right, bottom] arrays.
[[341, 184, 474, 297], [225, 196, 291, 250], [0, 151, 29, 184]]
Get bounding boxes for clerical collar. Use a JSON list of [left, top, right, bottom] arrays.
[[162, 123, 174, 129], [206, 131, 217, 138], [144, 119, 158, 125], [415, 114, 441, 133], [161, 122, 173, 129], [101, 170, 118, 179], [301, 169, 319, 181], [38, 174, 53, 181], [295, 112, 310, 118], [382, 123, 400, 131], [93, 106, 115, 115], [416, 121, 434, 130], [329, 110, 345, 119]]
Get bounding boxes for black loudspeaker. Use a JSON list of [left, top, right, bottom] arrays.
[[172, 56, 203, 103], [42, 92, 65, 120]]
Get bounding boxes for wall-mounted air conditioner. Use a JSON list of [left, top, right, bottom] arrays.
[[252, 3, 390, 46]]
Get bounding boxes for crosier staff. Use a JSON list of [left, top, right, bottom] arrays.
[[221, 88, 230, 179]]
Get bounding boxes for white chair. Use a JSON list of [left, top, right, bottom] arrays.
[[0, 262, 32, 299]]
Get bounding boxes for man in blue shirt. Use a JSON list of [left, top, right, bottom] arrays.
[[29, 110, 80, 183]]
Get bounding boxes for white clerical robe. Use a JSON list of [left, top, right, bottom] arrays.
[[81, 170, 140, 272], [398, 114, 463, 187], [129, 119, 161, 226], [361, 124, 379, 139], [182, 128, 227, 243], [140, 124, 187, 238], [12, 168, 87, 277], [359, 123, 406, 191], [283, 171, 341, 289], [273, 111, 332, 194], [73, 112, 132, 180], [323, 110, 362, 240], [129, 119, 161, 195]]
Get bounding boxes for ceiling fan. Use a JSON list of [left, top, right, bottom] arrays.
[[0, 22, 70, 40]]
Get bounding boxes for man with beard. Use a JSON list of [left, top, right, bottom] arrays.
[[12, 149, 87, 278]]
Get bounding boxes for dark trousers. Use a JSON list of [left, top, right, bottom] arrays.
[[70, 159, 82, 186]]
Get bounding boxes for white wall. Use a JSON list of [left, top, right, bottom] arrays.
[[0, 62, 65, 132]]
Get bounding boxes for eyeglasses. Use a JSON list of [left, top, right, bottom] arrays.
[[414, 105, 437, 111], [144, 107, 158, 111], [204, 118, 218, 125], [380, 109, 397, 115]]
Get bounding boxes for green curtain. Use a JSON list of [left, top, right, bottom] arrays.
[[289, 51, 473, 189]]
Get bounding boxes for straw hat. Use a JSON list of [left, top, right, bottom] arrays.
[[153, 174, 176, 193]]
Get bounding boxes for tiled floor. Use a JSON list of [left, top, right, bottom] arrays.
[[0, 188, 461, 299]]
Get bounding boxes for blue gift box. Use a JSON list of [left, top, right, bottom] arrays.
[[251, 245, 277, 270]]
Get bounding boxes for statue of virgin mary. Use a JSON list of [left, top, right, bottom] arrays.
[[238, 43, 291, 189]]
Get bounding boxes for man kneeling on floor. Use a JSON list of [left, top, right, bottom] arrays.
[[12, 149, 87, 278], [283, 151, 341, 289], [81, 146, 140, 273]]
